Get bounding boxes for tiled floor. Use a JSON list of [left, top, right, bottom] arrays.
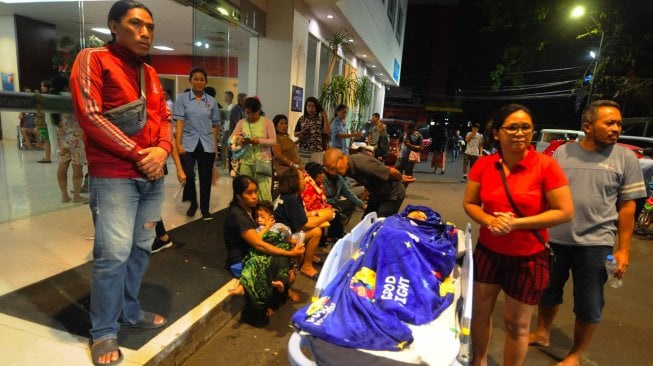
[[0, 139, 235, 365]]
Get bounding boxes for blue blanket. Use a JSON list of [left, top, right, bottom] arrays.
[[291, 205, 457, 350]]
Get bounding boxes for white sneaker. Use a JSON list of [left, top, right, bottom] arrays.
[[152, 239, 173, 253]]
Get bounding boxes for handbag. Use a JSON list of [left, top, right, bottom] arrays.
[[497, 161, 555, 260], [103, 66, 147, 136], [246, 120, 273, 176], [255, 158, 273, 176]]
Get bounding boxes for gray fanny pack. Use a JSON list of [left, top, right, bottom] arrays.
[[103, 66, 147, 136]]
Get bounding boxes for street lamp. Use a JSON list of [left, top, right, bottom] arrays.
[[571, 5, 605, 104], [570, 5, 586, 18]]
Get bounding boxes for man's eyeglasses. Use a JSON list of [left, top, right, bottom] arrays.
[[500, 124, 533, 133]]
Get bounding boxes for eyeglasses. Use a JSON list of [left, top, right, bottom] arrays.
[[500, 124, 533, 133]]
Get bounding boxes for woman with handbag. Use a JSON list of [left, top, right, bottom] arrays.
[[230, 97, 276, 201], [462, 104, 573, 366]]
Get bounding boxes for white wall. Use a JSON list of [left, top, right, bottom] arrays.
[[256, 0, 305, 127], [246, 36, 257, 96], [288, 10, 309, 130], [338, 0, 406, 85], [0, 15, 20, 141]]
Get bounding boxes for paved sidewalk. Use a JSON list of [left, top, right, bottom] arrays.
[[183, 154, 653, 366]]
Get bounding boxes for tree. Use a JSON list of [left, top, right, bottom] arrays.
[[477, 0, 653, 115]]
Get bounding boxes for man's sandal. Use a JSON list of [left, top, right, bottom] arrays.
[[91, 338, 123, 366], [121, 311, 167, 329]]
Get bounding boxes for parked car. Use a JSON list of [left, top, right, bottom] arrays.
[[382, 119, 430, 166], [543, 139, 644, 158], [616, 135, 653, 150], [533, 129, 585, 152]]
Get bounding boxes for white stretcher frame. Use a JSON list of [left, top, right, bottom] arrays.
[[288, 213, 474, 366]]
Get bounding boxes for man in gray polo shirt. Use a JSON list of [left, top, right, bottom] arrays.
[[324, 148, 405, 217], [366, 113, 382, 148], [529, 100, 645, 366]]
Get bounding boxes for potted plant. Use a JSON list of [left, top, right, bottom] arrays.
[[52, 35, 104, 74], [351, 76, 373, 130]]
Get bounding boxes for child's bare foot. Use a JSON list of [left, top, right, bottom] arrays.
[[288, 289, 300, 302], [271, 280, 285, 293], [72, 195, 88, 203], [228, 284, 245, 296], [61, 195, 71, 203]]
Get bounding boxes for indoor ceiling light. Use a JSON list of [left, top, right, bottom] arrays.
[[327, 15, 334, 19], [370, 65, 376, 68], [348, 38, 354, 43], [204, 43, 209, 49], [153, 46, 174, 51], [91, 27, 111, 35], [195, 41, 203, 47], [362, 54, 367, 58], [217, 7, 229, 16]]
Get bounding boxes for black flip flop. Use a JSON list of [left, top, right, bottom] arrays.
[[90, 338, 123, 366]]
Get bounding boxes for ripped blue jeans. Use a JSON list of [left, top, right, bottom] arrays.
[[88, 177, 164, 342]]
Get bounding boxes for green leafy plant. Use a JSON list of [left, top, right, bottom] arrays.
[[320, 74, 356, 112], [52, 35, 104, 73], [351, 76, 373, 130], [322, 29, 353, 88]]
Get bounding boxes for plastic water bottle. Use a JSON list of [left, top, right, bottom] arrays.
[[291, 231, 305, 247], [605, 255, 623, 288]]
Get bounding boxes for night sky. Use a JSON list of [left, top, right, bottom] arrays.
[[401, 0, 653, 133]]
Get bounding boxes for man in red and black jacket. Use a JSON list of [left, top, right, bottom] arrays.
[[70, 1, 172, 364]]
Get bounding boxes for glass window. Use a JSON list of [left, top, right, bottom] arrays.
[[190, 7, 258, 103], [306, 36, 318, 97], [396, 5, 404, 43], [0, 0, 258, 223], [387, 0, 397, 27]]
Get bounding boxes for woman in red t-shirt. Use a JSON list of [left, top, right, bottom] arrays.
[[463, 104, 573, 366]]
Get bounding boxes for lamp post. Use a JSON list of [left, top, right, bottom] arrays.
[[586, 31, 604, 104], [571, 5, 605, 104]]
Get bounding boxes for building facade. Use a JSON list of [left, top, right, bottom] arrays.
[[0, 0, 407, 223]]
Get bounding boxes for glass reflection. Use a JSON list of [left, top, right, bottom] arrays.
[[0, 0, 258, 223]]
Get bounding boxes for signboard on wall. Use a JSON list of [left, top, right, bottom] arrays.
[[1, 73, 15, 91], [291, 85, 303, 112], [393, 59, 400, 83]]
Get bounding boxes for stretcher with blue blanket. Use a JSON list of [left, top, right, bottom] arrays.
[[288, 206, 474, 366]]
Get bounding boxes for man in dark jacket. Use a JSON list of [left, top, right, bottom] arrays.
[[324, 148, 405, 217]]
